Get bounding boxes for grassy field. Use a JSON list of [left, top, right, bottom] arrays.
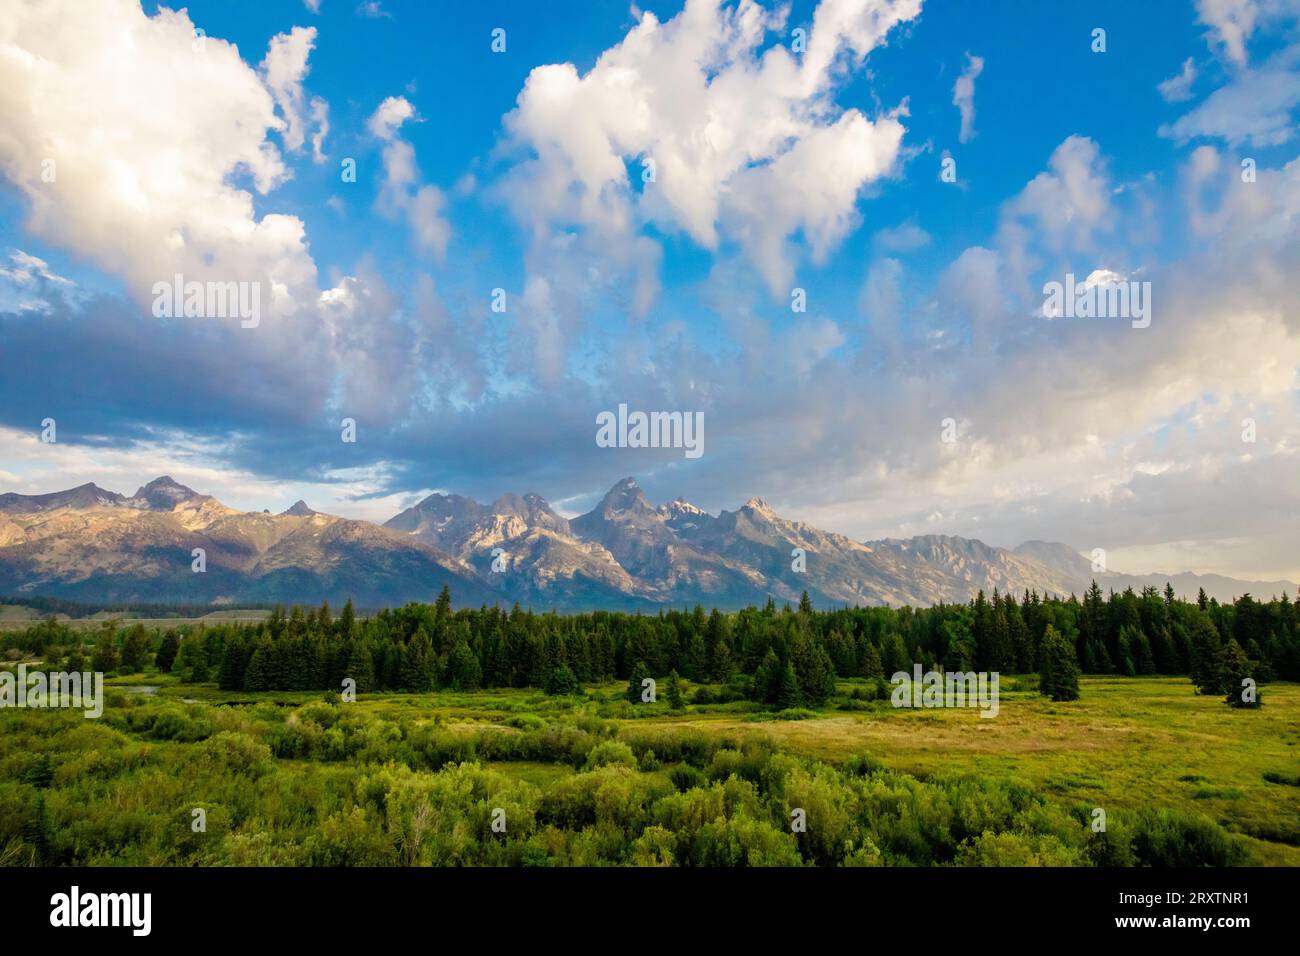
[[3, 671, 1296, 865], [648, 678, 1300, 864], [126, 673, 1300, 863]]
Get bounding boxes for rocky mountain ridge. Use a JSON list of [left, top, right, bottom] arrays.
[[0, 475, 1292, 609]]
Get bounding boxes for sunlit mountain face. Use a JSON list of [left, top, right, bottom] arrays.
[[0, 476, 1291, 609]]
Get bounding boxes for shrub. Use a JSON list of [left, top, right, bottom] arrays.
[[196, 732, 271, 776], [583, 740, 637, 771]]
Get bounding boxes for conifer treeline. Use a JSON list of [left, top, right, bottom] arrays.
[[10, 582, 1299, 699]]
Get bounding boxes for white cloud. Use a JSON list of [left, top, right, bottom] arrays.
[[309, 97, 330, 162], [0, 0, 319, 322], [1158, 56, 1198, 102], [998, 134, 1112, 260], [858, 256, 904, 348], [1196, 0, 1260, 64], [872, 220, 930, 252], [367, 95, 415, 140], [0, 249, 75, 314], [0, 250, 72, 287], [367, 96, 451, 260], [952, 52, 984, 143], [501, 0, 921, 298], [0, 425, 414, 525], [1160, 44, 1300, 147], [260, 26, 318, 153], [720, 108, 905, 294]]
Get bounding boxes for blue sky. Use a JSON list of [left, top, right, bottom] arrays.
[[1, 0, 1299, 581]]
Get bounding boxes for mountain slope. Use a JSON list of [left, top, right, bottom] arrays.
[[0, 478, 489, 607], [0, 476, 1293, 609]]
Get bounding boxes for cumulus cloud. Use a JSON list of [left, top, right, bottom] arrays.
[[0, 249, 74, 314], [1196, 0, 1260, 64], [952, 52, 984, 143], [501, 0, 920, 298], [1158, 56, 1198, 102], [986, 134, 1119, 297], [367, 95, 415, 140], [0, 2, 399, 473], [309, 97, 330, 162], [1160, 43, 1300, 147], [367, 96, 451, 260], [0, 0, 319, 323], [2, 0, 1298, 584], [872, 220, 931, 253], [260, 26, 320, 153]]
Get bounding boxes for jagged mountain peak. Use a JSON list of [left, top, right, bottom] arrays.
[[403, 492, 484, 520], [0, 481, 126, 513], [592, 477, 654, 517], [130, 475, 201, 511], [3, 475, 1295, 610], [661, 497, 705, 516], [488, 492, 526, 514], [487, 491, 564, 529]]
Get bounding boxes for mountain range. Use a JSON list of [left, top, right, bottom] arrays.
[[0, 475, 1293, 610]]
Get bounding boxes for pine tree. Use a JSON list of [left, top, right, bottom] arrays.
[[626, 660, 651, 703], [1039, 624, 1080, 701], [1132, 628, 1156, 675], [861, 642, 884, 679], [1221, 640, 1260, 708], [218, 635, 249, 691], [1190, 615, 1226, 695], [752, 648, 782, 704], [709, 638, 734, 683], [544, 663, 580, 696], [22, 794, 52, 866], [790, 632, 836, 706], [666, 669, 685, 709], [684, 632, 708, 681], [119, 624, 149, 673], [155, 629, 181, 673], [343, 638, 375, 694], [1116, 624, 1138, 677], [881, 631, 910, 674], [1005, 596, 1034, 672], [91, 630, 118, 674], [775, 662, 802, 710], [338, 598, 357, 640], [243, 640, 272, 692], [435, 585, 452, 623], [446, 640, 482, 690], [401, 627, 434, 691]]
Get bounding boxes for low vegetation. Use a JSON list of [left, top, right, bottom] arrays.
[[2, 585, 1295, 866]]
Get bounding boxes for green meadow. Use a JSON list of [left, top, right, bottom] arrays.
[[3, 673, 1296, 866]]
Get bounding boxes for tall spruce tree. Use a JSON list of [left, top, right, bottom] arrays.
[[1039, 625, 1081, 701], [666, 669, 685, 709], [1221, 640, 1260, 708], [626, 660, 652, 703]]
